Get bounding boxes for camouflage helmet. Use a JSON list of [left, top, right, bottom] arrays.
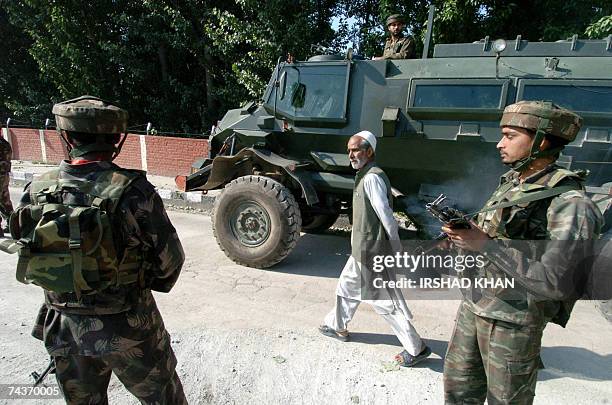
[[386, 14, 405, 26], [499, 100, 582, 142], [52, 95, 128, 134]]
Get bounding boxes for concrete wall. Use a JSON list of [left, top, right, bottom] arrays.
[[3, 128, 209, 177]]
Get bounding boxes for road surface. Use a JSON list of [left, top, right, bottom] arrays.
[[0, 187, 610, 404]]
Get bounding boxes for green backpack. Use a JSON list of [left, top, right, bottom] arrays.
[[6, 168, 145, 297]]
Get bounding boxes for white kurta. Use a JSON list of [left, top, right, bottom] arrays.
[[335, 173, 413, 319], [324, 172, 423, 355]]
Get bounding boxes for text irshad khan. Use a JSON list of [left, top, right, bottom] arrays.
[[372, 277, 516, 289]]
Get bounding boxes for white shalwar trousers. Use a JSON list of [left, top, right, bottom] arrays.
[[324, 294, 424, 356]]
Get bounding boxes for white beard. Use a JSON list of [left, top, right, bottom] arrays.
[[350, 157, 367, 170]]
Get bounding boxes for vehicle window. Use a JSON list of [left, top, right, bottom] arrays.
[[269, 64, 348, 120], [522, 85, 612, 113], [413, 83, 504, 109]]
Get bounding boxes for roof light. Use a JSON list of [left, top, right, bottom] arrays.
[[493, 39, 507, 53]]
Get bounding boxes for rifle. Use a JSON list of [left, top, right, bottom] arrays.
[[31, 358, 55, 386], [425, 194, 472, 240]]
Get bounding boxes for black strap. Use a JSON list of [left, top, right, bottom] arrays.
[[479, 186, 578, 214], [466, 185, 581, 219]]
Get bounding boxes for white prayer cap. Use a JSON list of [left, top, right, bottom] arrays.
[[353, 130, 377, 151]]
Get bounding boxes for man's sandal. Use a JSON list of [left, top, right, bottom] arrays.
[[318, 325, 350, 342], [395, 345, 431, 367]]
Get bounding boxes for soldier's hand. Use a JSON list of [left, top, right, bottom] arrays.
[[442, 221, 490, 252], [437, 238, 452, 250]]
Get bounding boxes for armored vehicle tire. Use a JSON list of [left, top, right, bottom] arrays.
[[301, 213, 340, 234], [212, 175, 302, 268]]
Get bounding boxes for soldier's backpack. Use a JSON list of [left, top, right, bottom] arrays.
[[7, 168, 145, 297]]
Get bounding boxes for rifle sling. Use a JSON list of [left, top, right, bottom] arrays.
[[467, 185, 580, 218]]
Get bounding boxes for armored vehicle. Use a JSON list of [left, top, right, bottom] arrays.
[[182, 34, 612, 268]]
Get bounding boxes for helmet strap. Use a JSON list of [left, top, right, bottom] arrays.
[[58, 129, 73, 156], [111, 133, 128, 161], [507, 109, 563, 172]]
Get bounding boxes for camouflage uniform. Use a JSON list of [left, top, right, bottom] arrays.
[[0, 136, 13, 232], [382, 35, 416, 60], [14, 96, 187, 404], [381, 14, 416, 60], [443, 101, 604, 404]]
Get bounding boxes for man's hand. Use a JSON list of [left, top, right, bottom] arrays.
[[441, 221, 490, 251]]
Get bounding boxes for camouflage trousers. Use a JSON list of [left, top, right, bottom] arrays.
[[443, 301, 545, 405], [53, 336, 187, 405], [0, 168, 13, 225]]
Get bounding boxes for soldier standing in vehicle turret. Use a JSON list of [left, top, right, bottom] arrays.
[[442, 101, 603, 404], [373, 14, 416, 60], [10, 96, 187, 404]]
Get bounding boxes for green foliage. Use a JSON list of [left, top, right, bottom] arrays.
[[1, 0, 609, 133], [585, 15, 612, 38], [476, 1, 611, 42], [1, 0, 336, 133], [205, 0, 335, 100], [0, 7, 55, 125], [341, 0, 611, 58]]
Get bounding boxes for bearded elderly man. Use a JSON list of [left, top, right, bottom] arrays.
[[319, 130, 431, 367]]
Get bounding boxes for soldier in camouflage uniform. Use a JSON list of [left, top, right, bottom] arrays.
[[0, 135, 13, 237], [373, 14, 416, 60], [441, 101, 603, 404], [12, 96, 187, 404]]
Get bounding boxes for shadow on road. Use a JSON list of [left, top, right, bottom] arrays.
[[272, 233, 351, 278], [347, 332, 447, 373], [339, 333, 612, 381], [539, 346, 612, 382]]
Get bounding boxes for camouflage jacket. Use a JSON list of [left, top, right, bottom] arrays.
[[17, 160, 185, 356], [0, 137, 11, 173], [465, 164, 603, 327], [382, 35, 416, 59]]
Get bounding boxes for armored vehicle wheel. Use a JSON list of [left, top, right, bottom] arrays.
[[212, 175, 302, 268], [301, 213, 339, 234]]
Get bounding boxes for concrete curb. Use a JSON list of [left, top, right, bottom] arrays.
[[9, 171, 217, 214], [157, 189, 217, 214]]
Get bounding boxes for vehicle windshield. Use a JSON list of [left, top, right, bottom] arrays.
[[267, 63, 349, 121]]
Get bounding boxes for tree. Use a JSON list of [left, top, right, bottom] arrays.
[[2, 0, 338, 133], [338, 0, 611, 58], [585, 14, 612, 38], [0, 7, 55, 125], [204, 0, 338, 102], [2, 0, 609, 132]]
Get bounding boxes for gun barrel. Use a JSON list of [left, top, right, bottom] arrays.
[[32, 359, 55, 387], [434, 232, 448, 240], [432, 194, 447, 205]]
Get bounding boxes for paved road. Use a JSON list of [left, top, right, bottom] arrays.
[[1, 187, 611, 404]]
